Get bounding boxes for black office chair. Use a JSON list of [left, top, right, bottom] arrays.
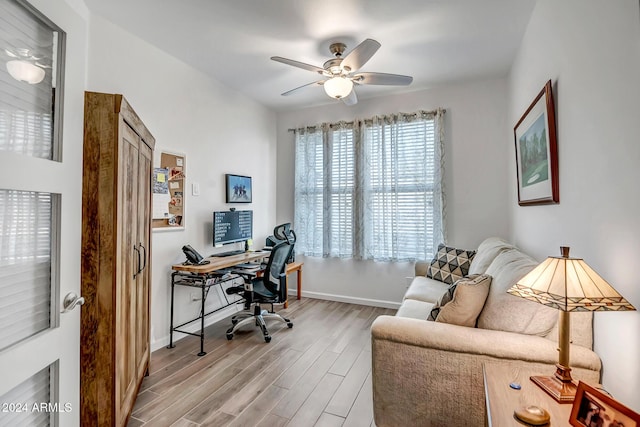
[[267, 222, 297, 263], [226, 240, 294, 342]]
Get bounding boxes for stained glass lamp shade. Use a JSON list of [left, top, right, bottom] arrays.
[[507, 247, 635, 402]]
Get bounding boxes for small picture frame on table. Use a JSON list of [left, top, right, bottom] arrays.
[[514, 79, 559, 206], [569, 381, 639, 427]]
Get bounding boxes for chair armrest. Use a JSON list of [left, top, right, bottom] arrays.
[[230, 270, 259, 280]]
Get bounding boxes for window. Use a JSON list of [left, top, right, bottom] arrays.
[[0, 0, 65, 161], [294, 110, 445, 262]]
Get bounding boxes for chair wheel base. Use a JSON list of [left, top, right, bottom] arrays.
[[226, 332, 233, 340], [264, 335, 271, 343], [287, 322, 293, 328]]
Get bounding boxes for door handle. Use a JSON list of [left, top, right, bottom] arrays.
[[61, 292, 85, 313], [139, 243, 147, 273], [133, 244, 141, 278]]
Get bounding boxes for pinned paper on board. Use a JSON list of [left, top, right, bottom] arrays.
[[153, 168, 169, 194], [152, 193, 171, 219], [169, 166, 185, 180]]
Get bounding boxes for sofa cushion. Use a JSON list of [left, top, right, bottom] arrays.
[[396, 299, 435, 320], [477, 249, 558, 336], [404, 276, 450, 303], [434, 274, 492, 327], [426, 243, 476, 284], [468, 237, 515, 275]]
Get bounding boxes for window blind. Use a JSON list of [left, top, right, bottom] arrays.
[[294, 109, 445, 261], [0, 190, 53, 351], [364, 118, 437, 260], [0, 0, 61, 160], [0, 364, 52, 426]]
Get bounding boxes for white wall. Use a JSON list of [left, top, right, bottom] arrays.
[[276, 79, 511, 305], [509, 0, 640, 410], [86, 15, 277, 350]]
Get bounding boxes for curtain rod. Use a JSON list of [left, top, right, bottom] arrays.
[[288, 108, 446, 132]]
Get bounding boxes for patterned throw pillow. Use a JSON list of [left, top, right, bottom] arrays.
[[427, 280, 458, 321], [427, 274, 492, 327], [426, 243, 476, 284]]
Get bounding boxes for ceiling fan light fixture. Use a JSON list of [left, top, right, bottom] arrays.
[[324, 76, 353, 99], [6, 60, 45, 84]]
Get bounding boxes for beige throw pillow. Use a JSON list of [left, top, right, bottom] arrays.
[[427, 274, 492, 327]]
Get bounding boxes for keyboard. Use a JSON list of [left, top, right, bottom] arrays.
[[213, 249, 245, 257]]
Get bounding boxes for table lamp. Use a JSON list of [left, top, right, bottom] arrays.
[[507, 246, 636, 403]]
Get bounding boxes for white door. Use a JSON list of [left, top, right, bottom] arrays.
[[0, 0, 86, 425]]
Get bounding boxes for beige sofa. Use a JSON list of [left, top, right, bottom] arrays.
[[371, 237, 602, 427]]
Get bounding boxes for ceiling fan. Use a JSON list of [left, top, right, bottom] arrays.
[[271, 38, 413, 106]]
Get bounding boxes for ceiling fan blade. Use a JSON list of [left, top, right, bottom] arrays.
[[271, 56, 325, 74], [281, 80, 325, 96], [342, 88, 358, 106], [353, 72, 413, 86], [340, 39, 381, 72]]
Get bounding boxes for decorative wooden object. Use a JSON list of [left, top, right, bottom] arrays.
[[81, 92, 155, 426], [483, 363, 573, 427]]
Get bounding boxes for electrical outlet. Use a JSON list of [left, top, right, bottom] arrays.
[[190, 292, 201, 301]]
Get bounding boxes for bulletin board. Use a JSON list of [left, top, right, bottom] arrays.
[[152, 151, 186, 230]]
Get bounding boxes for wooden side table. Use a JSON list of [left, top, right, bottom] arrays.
[[483, 362, 572, 426], [284, 261, 303, 308]]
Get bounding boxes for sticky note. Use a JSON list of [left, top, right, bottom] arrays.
[[157, 173, 166, 183]]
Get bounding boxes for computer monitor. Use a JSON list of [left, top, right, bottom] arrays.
[[213, 210, 253, 246]]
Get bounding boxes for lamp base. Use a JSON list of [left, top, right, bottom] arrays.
[[530, 364, 577, 403]]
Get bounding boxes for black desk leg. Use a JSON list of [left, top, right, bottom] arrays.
[[167, 273, 176, 349], [197, 283, 207, 356]]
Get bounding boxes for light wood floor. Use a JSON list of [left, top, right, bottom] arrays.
[[127, 298, 395, 427]]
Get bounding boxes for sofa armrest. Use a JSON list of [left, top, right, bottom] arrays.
[[371, 315, 601, 427], [372, 315, 600, 369], [414, 260, 429, 277]]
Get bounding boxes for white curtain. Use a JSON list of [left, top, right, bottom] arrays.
[[294, 109, 446, 262], [294, 127, 324, 257]]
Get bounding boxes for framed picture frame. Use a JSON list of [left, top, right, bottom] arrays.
[[225, 174, 252, 203], [514, 80, 559, 206], [570, 381, 639, 427]]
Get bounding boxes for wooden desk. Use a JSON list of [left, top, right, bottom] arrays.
[[169, 251, 269, 355], [172, 251, 269, 273], [284, 261, 303, 308], [483, 362, 572, 426]]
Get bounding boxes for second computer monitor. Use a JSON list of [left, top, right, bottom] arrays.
[[213, 210, 253, 246]]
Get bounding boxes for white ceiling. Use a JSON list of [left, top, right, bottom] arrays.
[[83, 0, 537, 112]]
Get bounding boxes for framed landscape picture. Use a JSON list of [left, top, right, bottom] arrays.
[[514, 80, 559, 205]]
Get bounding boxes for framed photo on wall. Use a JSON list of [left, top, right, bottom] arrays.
[[225, 174, 252, 203], [514, 80, 559, 206], [569, 381, 639, 427]]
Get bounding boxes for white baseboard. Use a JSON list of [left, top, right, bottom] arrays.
[[150, 304, 241, 353], [288, 290, 401, 310]]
